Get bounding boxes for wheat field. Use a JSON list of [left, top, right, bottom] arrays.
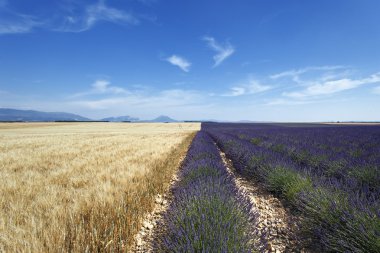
[[0, 122, 199, 252]]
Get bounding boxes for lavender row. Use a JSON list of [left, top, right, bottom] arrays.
[[245, 127, 380, 172], [155, 131, 257, 252], [206, 123, 380, 167], [207, 124, 380, 199], [204, 123, 380, 253]]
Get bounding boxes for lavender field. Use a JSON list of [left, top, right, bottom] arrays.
[[141, 122, 380, 252], [202, 123, 380, 252], [155, 132, 255, 252]]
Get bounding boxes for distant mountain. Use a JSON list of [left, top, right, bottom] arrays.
[[0, 108, 91, 122], [101, 115, 139, 122], [0, 109, 181, 123], [149, 115, 177, 122]]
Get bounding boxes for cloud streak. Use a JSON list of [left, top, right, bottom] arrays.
[[265, 98, 321, 106], [57, 0, 139, 32], [0, 3, 42, 35], [71, 79, 129, 98], [203, 36, 235, 67], [223, 78, 272, 97], [166, 55, 191, 72], [283, 73, 380, 98], [71, 88, 202, 109], [270, 65, 345, 79], [0, 0, 139, 34], [67, 79, 204, 111]]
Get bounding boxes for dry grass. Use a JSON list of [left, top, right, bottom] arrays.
[[0, 122, 199, 252]]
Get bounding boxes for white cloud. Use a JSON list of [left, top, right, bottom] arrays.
[[0, 0, 139, 34], [373, 86, 380, 95], [92, 79, 128, 94], [265, 98, 320, 106], [268, 66, 380, 100], [223, 79, 272, 97], [166, 55, 191, 72], [71, 79, 128, 98], [0, 8, 42, 35], [228, 87, 245, 96], [203, 36, 235, 67], [270, 65, 345, 79], [56, 0, 139, 32], [70, 88, 202, 109], [283, 73, 380, 98], [68, 79, 204, 111]]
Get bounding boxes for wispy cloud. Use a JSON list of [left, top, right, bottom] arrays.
[[166, 55, 191, 72], [0, 0, 139, 34], [67, 79, 205, 111], [270, 65, 345, 79], [203, 36, 235, 67], [265, 98, 320, 106], [92, 79, 128, 94], [70, 88, 202, 109], [283, 73, 380, 98], [57, 0, 139, 32], [223, 78, 272, 97], [71, 79, 129, 98], [0, 3, 42, 35]]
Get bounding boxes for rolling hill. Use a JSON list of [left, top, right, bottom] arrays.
[[0, 108, 91, 122]]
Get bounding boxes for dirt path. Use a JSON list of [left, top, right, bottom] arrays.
[[131, 172, 179, 252], [132, 141, 314, 253], [219, 150, 313, 253]]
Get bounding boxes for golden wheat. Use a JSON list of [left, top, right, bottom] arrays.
[[0, 122, 199, 252]]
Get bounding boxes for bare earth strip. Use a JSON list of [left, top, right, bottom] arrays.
[[131, 172, 180, 252], [133, 138, 258, 252], [0, 122, 199, 252], [133, 140, 304, 253], [219, 150, 313, 253]]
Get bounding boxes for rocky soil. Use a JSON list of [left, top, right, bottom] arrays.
[[220, 150, 315, 253], [131, 174, 178, 253], [131, 144, 317, 253]]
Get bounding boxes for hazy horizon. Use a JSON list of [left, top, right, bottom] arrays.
[[1, 0, 379, 121]]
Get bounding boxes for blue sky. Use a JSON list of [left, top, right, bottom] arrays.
[[0, 0, 379, 121]]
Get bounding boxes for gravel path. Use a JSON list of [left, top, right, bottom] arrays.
[[132, 143, 316, 253], [131, 173, 179, 252], [219, 150, 314, 253]]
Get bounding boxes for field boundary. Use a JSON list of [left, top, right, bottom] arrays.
[[149, 132, 256, 252], [131, 132, 197, 252]]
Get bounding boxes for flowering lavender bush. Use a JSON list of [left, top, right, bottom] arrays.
[[156, 132, 257, 252], [211, 124, 380, 196], [204, 123, 380, 252]]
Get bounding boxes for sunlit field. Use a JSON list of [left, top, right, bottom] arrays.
[[0, 122, 199, 252]]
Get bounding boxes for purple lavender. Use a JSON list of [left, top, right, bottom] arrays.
[[204, 123, 380, 252], [155, 131, 257, 252]]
